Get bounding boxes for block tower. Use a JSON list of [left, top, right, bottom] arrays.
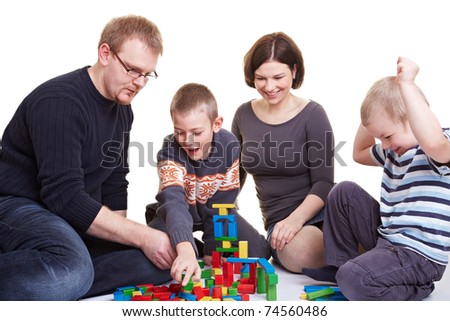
[[211, 204, 278, 301]]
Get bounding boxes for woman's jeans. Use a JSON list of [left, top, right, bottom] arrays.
[[0, 196, 171, 300]]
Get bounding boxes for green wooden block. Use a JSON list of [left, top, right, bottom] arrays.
[[257, 267, 266, 294], [206, 279, 215, 288], [183, 279, 194, 292], [266, 272, 278, 285], [228, 287, 238, 296], [201, 269, 212, 279], [266, 284, 277, 301], [307, 287, 335, 300], [215, 236, 238, 242], [123, 288, 136, 296], [216, 247, 239, 252]]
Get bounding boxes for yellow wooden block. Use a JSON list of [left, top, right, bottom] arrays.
[[132, 291, 142, 297], [221, 287, 228, 296], [200, 296, 212, 301], [212, 268, 222, 276], [239, 241, 248, 258], [212, 203, 235, 215], [222, 240, 231, 248]]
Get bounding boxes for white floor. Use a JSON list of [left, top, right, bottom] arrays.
[[83, 259, 450, 301]]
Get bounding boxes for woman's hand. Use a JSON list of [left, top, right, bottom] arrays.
[[270, 215, 302, 251]]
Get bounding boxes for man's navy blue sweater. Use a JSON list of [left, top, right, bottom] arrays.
[[0, 67, 133, 232]]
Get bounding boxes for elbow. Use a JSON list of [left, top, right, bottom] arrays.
[[352, 151, 362, 164]]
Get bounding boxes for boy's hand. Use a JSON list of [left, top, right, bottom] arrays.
[[172, 242, 201, 286], [397, 56, 419, 83]]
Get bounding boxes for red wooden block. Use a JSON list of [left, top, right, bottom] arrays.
[[212, 287, 222, 299], [249, 263, 257, 284], [239, 278, 250, 284], [234, 262, 242, 274], [212, 251, 221, 268], [169, 283, 182, 294], [154, 291, 172, 300], [237, 283, 255, 294], [131, 295, 153, 301], [136, 283, 154, 293], [240, 294, 250, 301], [222, 262, 234, 287], [153, 285, 170, 292], [215, 274, 224, 286], [193, 286, 205, 300]]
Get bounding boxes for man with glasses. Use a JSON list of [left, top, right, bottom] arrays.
[[0, 15, 175, 300]]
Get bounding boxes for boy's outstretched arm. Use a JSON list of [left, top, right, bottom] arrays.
[[171, 242, 201, 286], [397, 56, 450, 164], [353, 124, 378, 166]]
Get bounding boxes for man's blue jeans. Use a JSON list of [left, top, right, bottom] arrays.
[[0, 196, 171, 300]]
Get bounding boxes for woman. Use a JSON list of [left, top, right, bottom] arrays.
[[232, 32, 334, 273]]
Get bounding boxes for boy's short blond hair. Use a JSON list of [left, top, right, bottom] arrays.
[[360, 76, 406, 126], [170, 83, 218, 122]]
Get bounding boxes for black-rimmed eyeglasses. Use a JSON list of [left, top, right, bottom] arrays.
[[111, 50, 158, 81]]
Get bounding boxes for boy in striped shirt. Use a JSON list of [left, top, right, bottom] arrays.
[[303, 57, 450, 300]]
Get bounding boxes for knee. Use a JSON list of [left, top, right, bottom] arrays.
[[329, 181, 360, 200], [44, 250, 95, 300], [63, 253, 95, 299], [10, 251, 94, 300], [336, 261, 375, 301]]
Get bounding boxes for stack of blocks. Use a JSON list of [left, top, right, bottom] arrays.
[[114, 203, 278, 301], [300, 285, 347, 301]]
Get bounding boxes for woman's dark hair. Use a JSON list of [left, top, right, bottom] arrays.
[[243, 32, 304, 89]]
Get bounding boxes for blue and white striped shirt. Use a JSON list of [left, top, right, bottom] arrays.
[[370, 129, 450, 265]]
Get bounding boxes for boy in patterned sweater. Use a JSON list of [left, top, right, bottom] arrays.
[[147, 83, 270, 285], [303, 57, 450, 300]]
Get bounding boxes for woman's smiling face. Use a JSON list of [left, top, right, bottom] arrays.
[[254, 61, 295, 105]]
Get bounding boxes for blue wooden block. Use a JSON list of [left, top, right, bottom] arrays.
[[228, 222, 237, 238], [226, 257, 258, 264], [214, 222, 223, 238], [178, 291, 197, 301], [213, 214, 235, 223], [257, 258, 275, 274]]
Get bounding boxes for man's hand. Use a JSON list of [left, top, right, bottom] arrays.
[[141, 228, 176, 269]]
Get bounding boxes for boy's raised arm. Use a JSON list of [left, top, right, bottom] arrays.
[[396, 56, 450, 164]]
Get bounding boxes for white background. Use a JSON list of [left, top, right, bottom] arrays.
[[1, 0, 449, 234]]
